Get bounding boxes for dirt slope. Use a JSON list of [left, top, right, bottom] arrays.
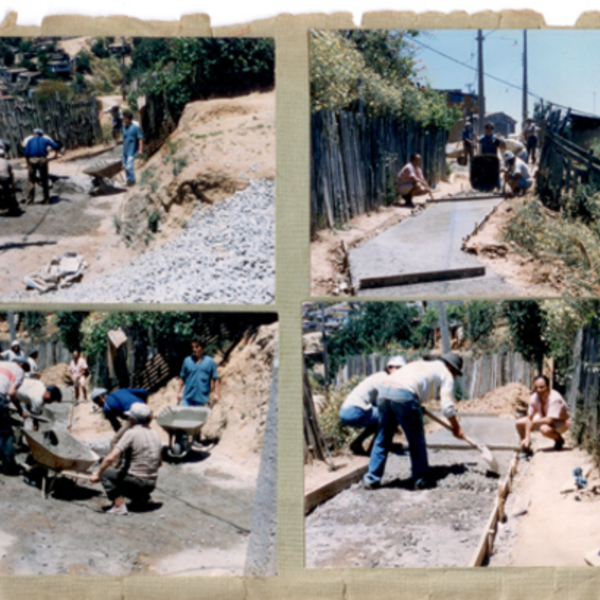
[[68, 322, 278, 471], [0, 90, 275, 298]]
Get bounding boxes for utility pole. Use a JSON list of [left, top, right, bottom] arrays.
[[7, 311, 16, 344], [522, 30, 528, 126], [437, 302, 451, 355], [121, 36, 126, 101], [477, 29, 485, 135], [319, 304, 330, 388]]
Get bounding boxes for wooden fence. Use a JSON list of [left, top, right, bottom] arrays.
[[335, 352, 535, 400], [311, 109, 448, 232], [565, 325, 600, 459], [537, 108, 600, 209], [0, 96, 102, 158]]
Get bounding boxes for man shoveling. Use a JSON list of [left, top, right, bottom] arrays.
[[91, 387, 149, 433], [90, 402, 162, 515], [363, 353, 465, 491], [339, 356, 407, 456]]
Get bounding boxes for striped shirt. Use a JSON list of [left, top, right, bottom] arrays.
[[382, 359, 456, 418], [0, 361, 25, 396]]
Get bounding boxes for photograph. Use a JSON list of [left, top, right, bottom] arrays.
[[304, 300, 600, 567], [0, 36, 275, 303], [310, 29, 600, 298], [0, 309, 278, 576]]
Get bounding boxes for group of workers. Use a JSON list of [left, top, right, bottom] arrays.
[[0, 106, 144, 214], [339, 353, 571, 490], [463, 119, 537, 196], [396, 119, 539, 206], [0, 335, 220, 516]]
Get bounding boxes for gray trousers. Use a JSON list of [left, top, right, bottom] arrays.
[[100, 467, 155, 502]]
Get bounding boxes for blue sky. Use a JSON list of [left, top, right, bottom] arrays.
[[408, 30, 600, 125]]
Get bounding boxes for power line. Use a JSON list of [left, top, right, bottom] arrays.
[[416, 36, 600, 118], [415, 37, 543, 101]]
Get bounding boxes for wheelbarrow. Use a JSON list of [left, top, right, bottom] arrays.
[[156, 405, 211, 460], [21, 428, 99, 498]]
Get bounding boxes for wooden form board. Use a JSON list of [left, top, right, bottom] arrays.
[[358, 266, 485, 290], [305, 464, 369, 514], [470, 452, 520, 567]]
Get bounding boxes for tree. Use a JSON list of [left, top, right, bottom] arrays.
[[503, 301, 548, 372], [54, 312, 89, 352], [327, 302, 418, 373], [21, 312, 46, 340]]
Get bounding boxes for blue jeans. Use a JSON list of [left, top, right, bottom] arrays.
[[364, 386, 429, 486], [181, 398, 208, 407], [122, 154, 136, 183], [339, 405, 378, 429]]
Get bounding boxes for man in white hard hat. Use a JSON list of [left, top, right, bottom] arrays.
[[339, 356, 407, 455], [363, 353, 465, 491], [90, 402, 162, 515], [1, 340, 25, 363], [501, 150, 533, 196]]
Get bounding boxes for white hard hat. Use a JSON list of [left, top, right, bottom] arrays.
[[125, 402, 152, 423], [503, 151, 515, 161], [387, 355, 407, 368]]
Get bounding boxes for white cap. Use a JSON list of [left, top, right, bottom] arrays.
[[10, 339, 20, 348], [387, 355, 407, 368], [503, 151, 514, 161], [0, 149, 5, 157], [125, 402, 152, 422]]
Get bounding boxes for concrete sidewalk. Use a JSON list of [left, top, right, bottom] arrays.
[[350, 198, 514, 296]]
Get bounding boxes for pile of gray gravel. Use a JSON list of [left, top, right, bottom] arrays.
[[21, 179, 275, 304]]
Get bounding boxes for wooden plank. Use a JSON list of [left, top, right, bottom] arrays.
[[305, 464, 369, 514], [358, 266, 486, 290]]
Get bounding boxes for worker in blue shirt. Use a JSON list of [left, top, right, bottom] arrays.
[[91, 387, 149, 432], [177, 337, 220, 407], [478, 122, 499, 156], [23, 128, 60, 205], [122, 109, 143, 186]]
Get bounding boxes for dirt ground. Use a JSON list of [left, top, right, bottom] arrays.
[[463, 196, 567, 297], [0, 324, 277, 576], [305, 447, 515, 568], [310, 171, 470, 296], [490, 434, 600, 567], [0, 90, 275, 299]]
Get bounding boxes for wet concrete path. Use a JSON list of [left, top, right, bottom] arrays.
[[350, 198, 518, 297]]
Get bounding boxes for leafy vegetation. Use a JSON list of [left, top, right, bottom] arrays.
[[128, 38, 274, 124], [21, 312, 47, 340], [310, 30, 460, 128], [502, 301, 548, 373]]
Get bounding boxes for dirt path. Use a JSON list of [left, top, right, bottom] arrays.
[[490, 436, 600, 566], [0, 91, 275, 300], [463, 196, 565, 297]]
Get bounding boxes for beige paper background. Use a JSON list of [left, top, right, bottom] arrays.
[[1, 9, 600, 599]]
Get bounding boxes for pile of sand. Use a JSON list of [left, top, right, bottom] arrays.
[[427, 382, 531, 418], [203, 322, 278, 461], [40, 363, 73, 387]]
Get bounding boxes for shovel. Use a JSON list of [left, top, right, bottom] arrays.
[[422, 407, 499, 475]]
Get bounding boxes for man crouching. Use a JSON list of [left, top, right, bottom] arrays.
[[90, 403, 162, 515]]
